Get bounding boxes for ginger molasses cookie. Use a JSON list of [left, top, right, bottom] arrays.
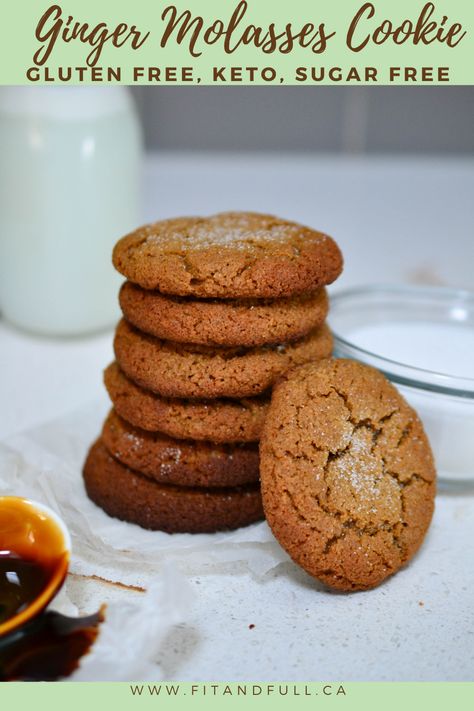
[[102, 409, 260, 488], [114, 318, 333, 399], [83, 440, 264, 533], [260, 359, 436, 592], [112, 212, 343, 298], [119, 282, 329, 347], [104, 363, 268, 443]]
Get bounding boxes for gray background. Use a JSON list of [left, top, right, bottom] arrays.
[[131, 87, 474, 154]]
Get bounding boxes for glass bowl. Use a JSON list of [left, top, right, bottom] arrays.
[[329, 285, 474, 490]]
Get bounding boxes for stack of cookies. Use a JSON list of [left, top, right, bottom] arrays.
[[83, 212, 343, 533]]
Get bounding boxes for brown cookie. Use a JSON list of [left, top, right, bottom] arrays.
[[259, 359, 436, 592], [83, 440, 264, 533], [114, 318, 333, 399], [119, 282, 329, 347], [104, 363, 268, 443], [112, 212, 343, 298], [101, 409, 260, 487]]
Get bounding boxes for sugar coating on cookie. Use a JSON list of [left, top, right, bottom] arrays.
[[112, 212, 343, 298], [260, 358, 436, 591], [101, 409, 260, 487], [113, 318, 333, 399], [104, 362, 269, 442], [84, 439, 264, 533], [119, 282, 329, 347]]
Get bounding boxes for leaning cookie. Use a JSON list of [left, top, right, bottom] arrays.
[[112, 212, 343, 298], [259, 359, 436, 592], [83, 440, 264, 533], [101, 409, 260, 488], [119, 282, 329, 347], [114, 318, 333, 399], [104, 363, 269, 443]]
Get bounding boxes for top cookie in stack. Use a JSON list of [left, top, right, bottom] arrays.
[[112, 212, 342, 299], [83, 212, 343, 533]]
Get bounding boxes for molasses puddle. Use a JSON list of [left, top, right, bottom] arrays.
[[0, 497, 104, 680], [0, 607, 105, 681]]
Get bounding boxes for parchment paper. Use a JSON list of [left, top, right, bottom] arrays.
[[0, 401, 287, 679]]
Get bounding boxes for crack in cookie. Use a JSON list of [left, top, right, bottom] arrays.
[[260, 359, 436, 591], [112, 212, 343, 297], [114, 318, 333, 399]]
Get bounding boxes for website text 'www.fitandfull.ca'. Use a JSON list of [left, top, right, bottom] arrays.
[[129, 683, 347, 697]]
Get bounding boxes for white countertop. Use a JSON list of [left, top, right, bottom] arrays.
[[1, 153, 473, 681]]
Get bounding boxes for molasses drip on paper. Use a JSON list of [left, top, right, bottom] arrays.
[[0, 607, 104, 681]]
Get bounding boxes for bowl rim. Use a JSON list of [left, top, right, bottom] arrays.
[[330, 284, 474, 399], [0, 496, 71, 637]]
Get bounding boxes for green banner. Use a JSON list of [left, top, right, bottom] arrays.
[[0, 682, 474, 710], [0, 0, 473, 85]]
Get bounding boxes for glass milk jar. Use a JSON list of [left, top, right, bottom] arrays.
[[0, 87, 142, 336]]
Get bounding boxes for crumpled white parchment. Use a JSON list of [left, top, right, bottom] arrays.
[[0, 401, 287, 679], [70, 564, 193, 681]]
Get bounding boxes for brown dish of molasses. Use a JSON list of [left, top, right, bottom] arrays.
[[0, 497, 103, 680]]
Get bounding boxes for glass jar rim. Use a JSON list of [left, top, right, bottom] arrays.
[[330, 284, 474, 399]]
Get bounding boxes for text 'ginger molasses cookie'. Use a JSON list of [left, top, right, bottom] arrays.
[[119, 282, 329, 347], [113, 212, 343, 298], [114, 318, 333, 399], [84, 440, 264, 533], [101, 409, 260, 488], [259, 359, 436, 592], [104, 363, 269, 442]]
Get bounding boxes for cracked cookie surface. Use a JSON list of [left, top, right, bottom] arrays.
[[104, 362, 269, 442], [112, 212, 343, 298], [101, 409, 260, 487], [259, 358, 436, 591], [119, 282, 329, 347], [114, 318, 333, 399]]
